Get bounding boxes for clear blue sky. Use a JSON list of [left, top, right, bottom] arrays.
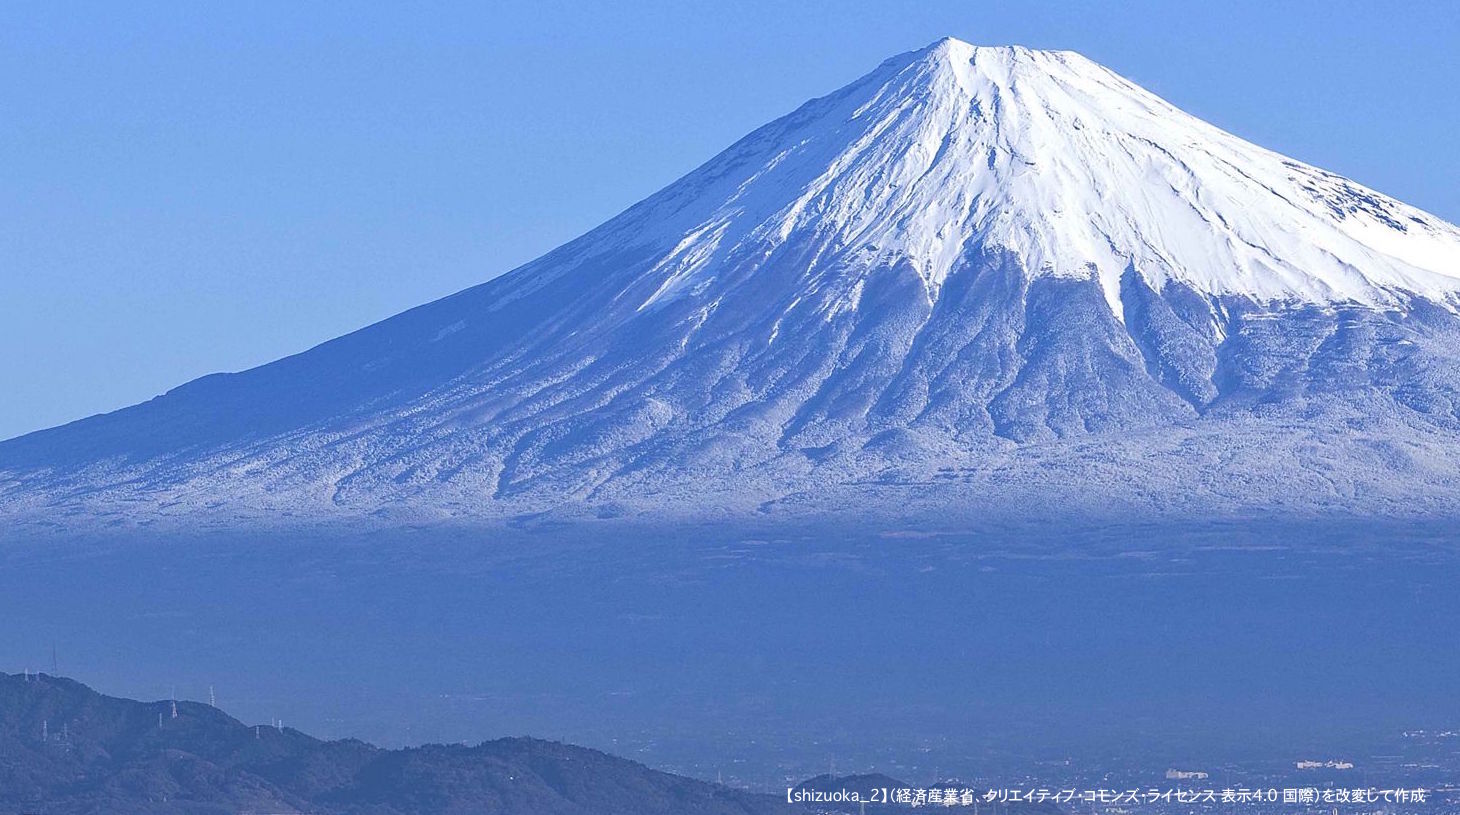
[[4, 1, 1458, 440]]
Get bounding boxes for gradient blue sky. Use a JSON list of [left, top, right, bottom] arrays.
[[4, 1, 1458, 440]]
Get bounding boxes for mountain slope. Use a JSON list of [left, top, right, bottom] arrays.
[[4, 39, 1460, 529]]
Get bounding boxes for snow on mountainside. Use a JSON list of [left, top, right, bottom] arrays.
[[5, 38, 1460, 530], [623, 39, 1460, 316]]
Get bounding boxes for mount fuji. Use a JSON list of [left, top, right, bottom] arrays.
[[6, 38, 1460, 531]]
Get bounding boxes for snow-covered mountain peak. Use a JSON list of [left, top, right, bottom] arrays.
[[600, 38, 1460, 320], [903, 38, 1100, 87], [6, 41, 1460, 529]]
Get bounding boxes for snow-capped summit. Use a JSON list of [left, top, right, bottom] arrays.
[[5, 39, 1460, 529], [606, 36, 1460, 320]]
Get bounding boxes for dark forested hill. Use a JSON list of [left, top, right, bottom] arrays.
[[0, 672, 1072, 814], [0, 672, 793, 814]]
